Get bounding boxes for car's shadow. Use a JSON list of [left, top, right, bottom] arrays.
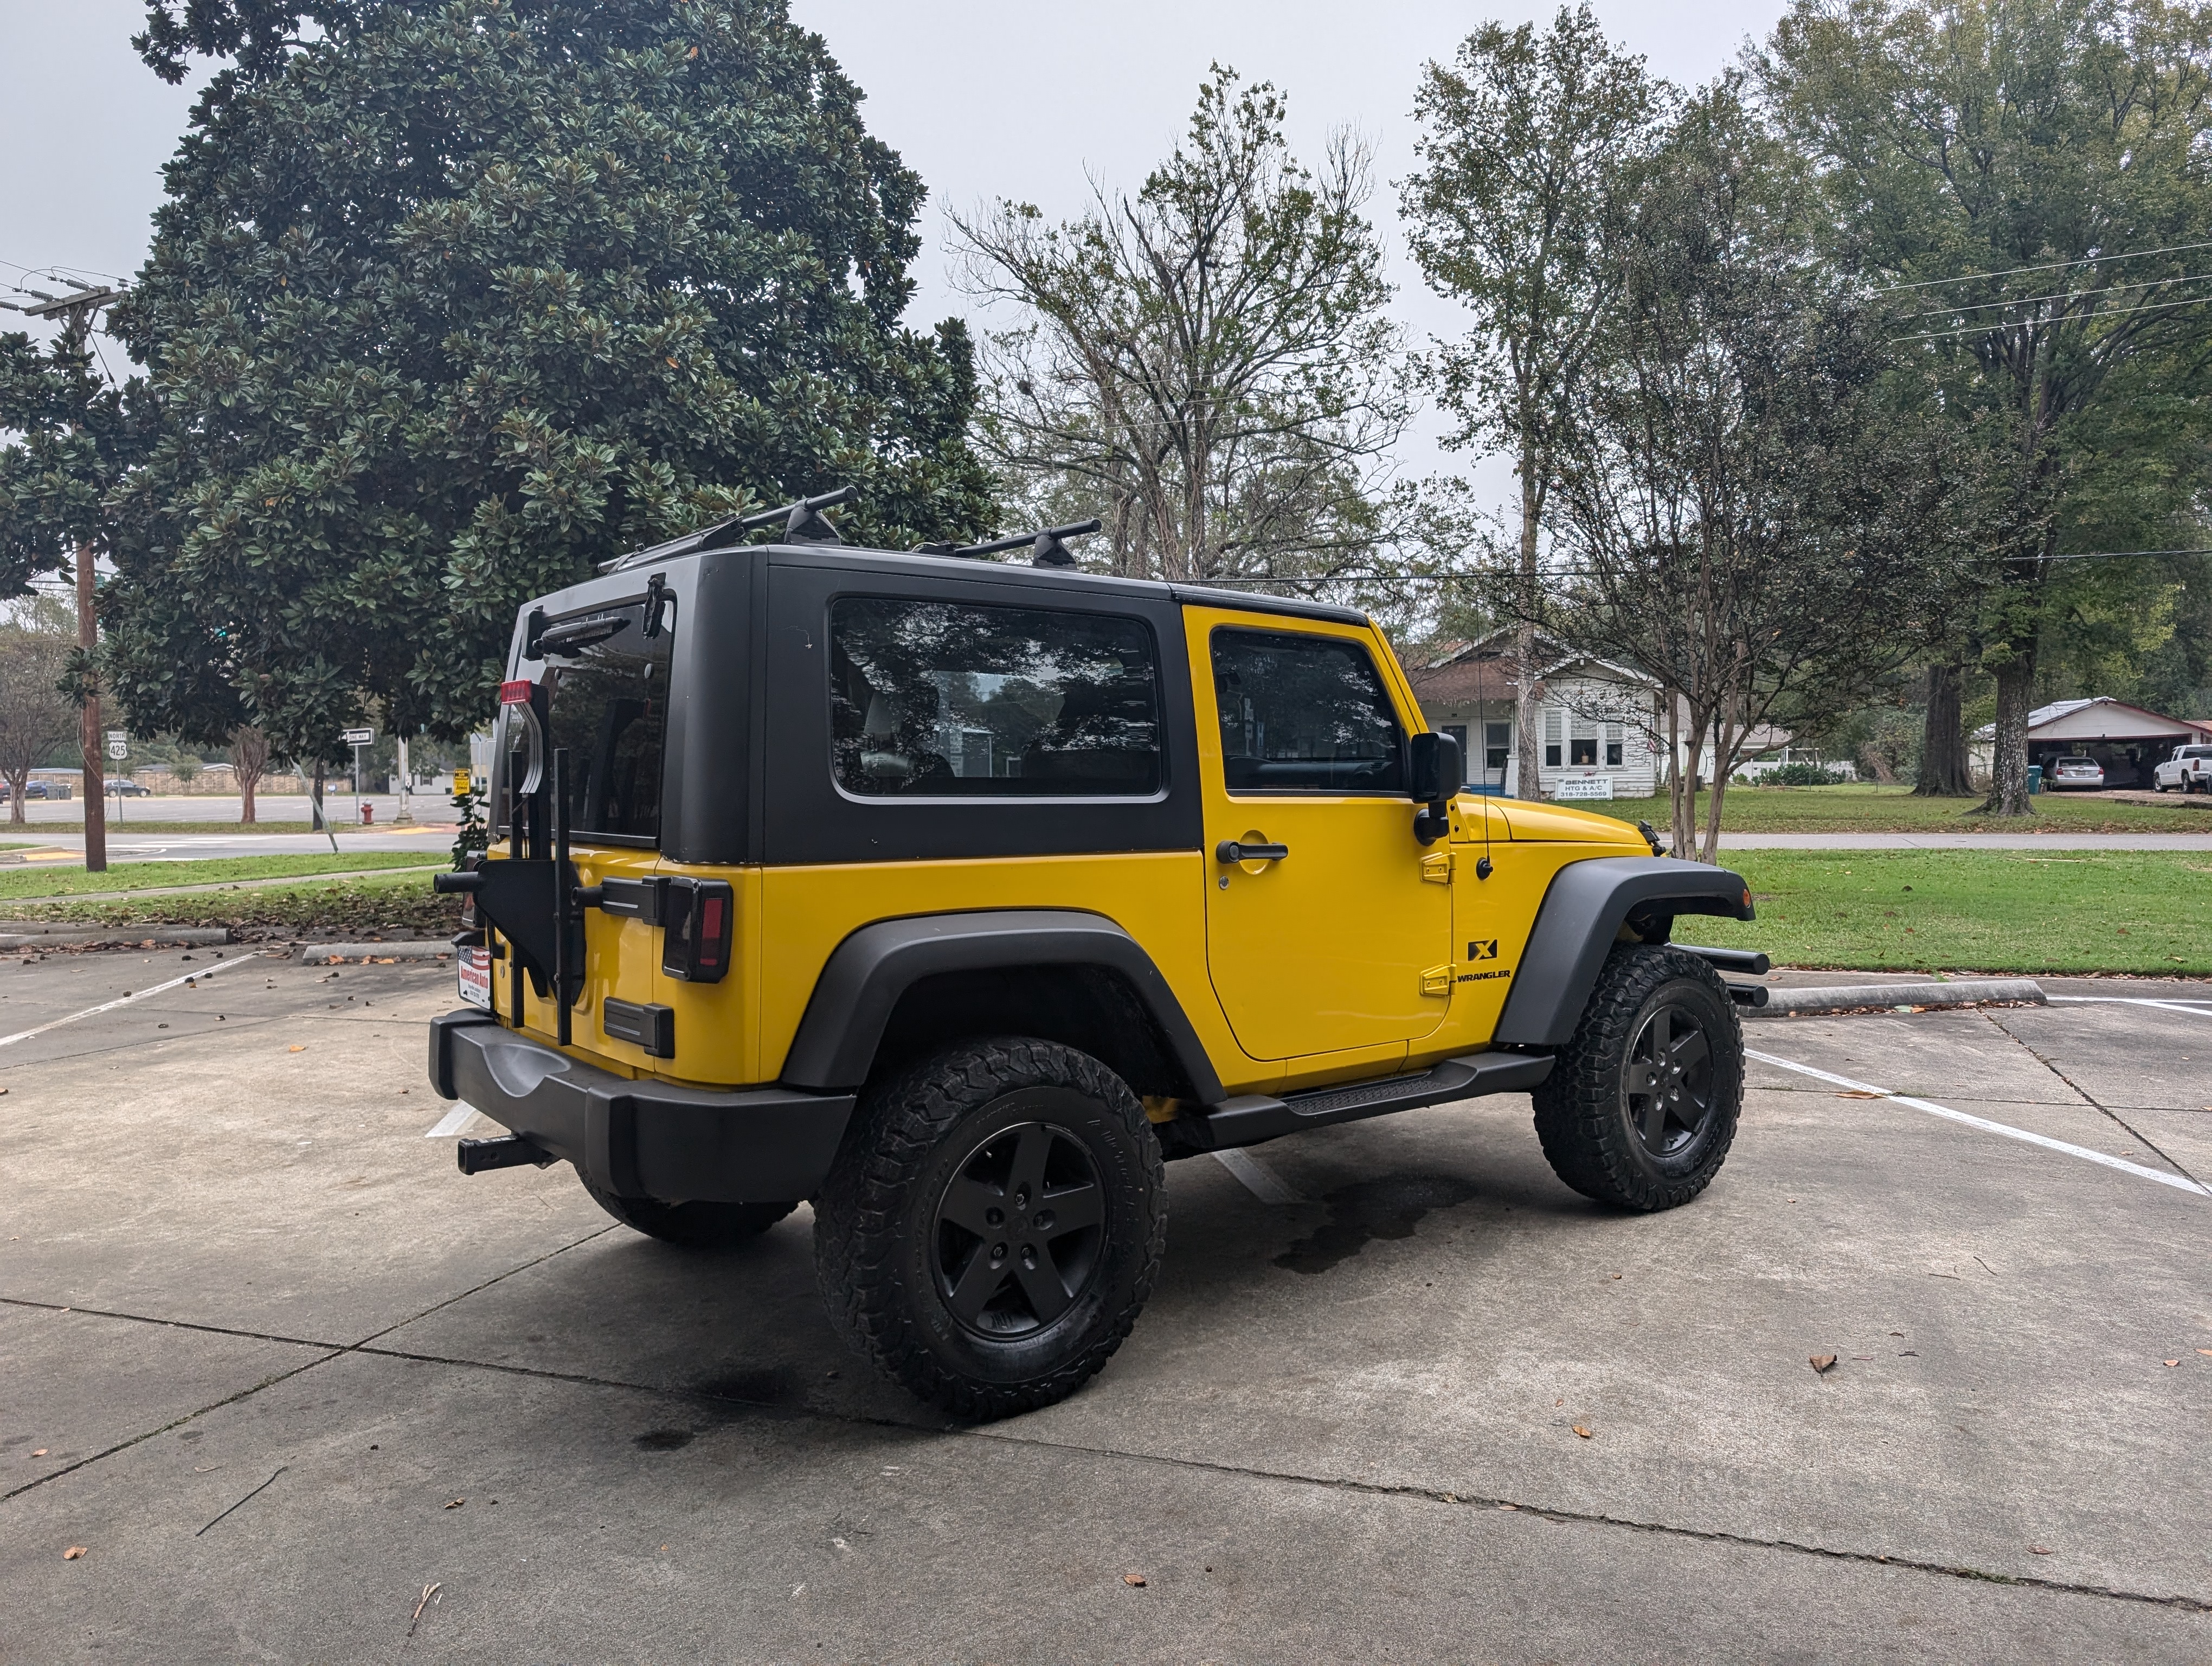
[[386, 1101, 1608, 1432]]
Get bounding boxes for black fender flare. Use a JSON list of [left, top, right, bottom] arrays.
[[779, 908, 1227, 1101], [1493, 857, 1756, 1048]]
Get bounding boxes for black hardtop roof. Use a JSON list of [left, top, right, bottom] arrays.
[[537, 538, 1369, 629]]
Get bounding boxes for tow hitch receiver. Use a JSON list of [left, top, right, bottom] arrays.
[[457, 1133, 557, 1175]]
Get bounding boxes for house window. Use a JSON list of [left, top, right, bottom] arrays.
[[1605, 725, 1624, 768], [1485, 721, 1510, 776], [1544, 709, 1562, 768], [1570, 735, 1597, 766]]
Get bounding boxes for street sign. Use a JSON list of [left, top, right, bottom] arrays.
[[452, 767, 472, 797], [340, 727, 376, 746], [105, 729, 127, 745], [107, 742, 127, 760]]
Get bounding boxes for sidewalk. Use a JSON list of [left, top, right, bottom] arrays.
[[1716, 831, 2212, 850]]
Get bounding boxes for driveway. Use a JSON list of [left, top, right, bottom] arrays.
[[3, 953, 2208, 1661]]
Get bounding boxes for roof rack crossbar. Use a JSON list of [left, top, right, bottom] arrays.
[[948, 518, 1102, 568], [598, 486, 859, 573]]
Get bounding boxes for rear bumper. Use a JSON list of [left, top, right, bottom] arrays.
[[428, 1011, 853, 1205]]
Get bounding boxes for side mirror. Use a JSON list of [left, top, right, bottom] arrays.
[[1409, 732, 1463, 845]]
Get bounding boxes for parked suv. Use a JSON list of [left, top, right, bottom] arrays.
[[429, 493, 1764, 1418], [2154, 744, 2212, 792]]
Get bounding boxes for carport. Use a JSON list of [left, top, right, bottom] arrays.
[[1972, 696, 2209, 789]]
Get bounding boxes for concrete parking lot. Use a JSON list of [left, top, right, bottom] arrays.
[[3, 951, 2209, 1662]]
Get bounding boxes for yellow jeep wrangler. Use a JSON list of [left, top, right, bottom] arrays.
[[430, 493, 1763, 1419]]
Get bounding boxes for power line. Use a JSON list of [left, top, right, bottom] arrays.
[[1895, 267, 2212, 321], [1891, 291, 2210, 344], [1869, 239, 2212, 294]]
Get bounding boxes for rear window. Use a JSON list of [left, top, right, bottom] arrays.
[[829, 599, 1162, 797], [2054, 757, 2095, 766], [530, 600, 672, 842]]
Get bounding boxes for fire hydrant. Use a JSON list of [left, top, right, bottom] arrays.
[[360, 803, 375, 826]]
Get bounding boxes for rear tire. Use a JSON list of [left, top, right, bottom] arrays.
[[583, 1184, 795, 1247], [1532, 945, 1742, 1212], [813, 1037, 1166, 1421]]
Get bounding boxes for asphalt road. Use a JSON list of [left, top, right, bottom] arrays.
[[3, 954, 2209, 1662]]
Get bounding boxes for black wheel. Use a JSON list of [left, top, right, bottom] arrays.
[[1532, 945, 1742, 1211], [812, 1037, 1166, 1420], [583, 1183, 795, 1247]]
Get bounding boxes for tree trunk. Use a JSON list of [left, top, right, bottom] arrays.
[[1914, 662, 1971, 796], [1666, 695, 1693, 856], [76, 540, 106, 874], [1699, 714, 1734, 864], [7, 772, 22, 826], [240, 770, 258, 824], [1983, 648, 2037, 817], [1513, 460, 1545, 801]]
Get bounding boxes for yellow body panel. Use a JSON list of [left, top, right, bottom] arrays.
[[485, 610, 1651, 1101]]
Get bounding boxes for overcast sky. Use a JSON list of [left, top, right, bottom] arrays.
[[0, 0, 1786, 503]]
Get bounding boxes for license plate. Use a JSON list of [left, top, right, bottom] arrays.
[[456, 945, 491, 1010]]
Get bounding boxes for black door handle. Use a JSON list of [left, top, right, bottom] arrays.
[[1216, 840, 1289, 864]]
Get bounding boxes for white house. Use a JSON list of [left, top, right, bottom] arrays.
[[1970, 696, 2212, 789], [1404, 632, 1666, 801]]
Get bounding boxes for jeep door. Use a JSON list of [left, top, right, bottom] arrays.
[[1187, 607, 1452, 1061]]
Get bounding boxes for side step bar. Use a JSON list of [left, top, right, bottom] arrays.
[[1178, 1050, 1556, 1154]]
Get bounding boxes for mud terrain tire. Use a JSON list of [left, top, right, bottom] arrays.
[[1532, 945, 1742, 1211], [813, 1037, 1166, 1421]]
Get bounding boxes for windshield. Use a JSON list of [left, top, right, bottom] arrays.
[[499, 599, 673, 844]]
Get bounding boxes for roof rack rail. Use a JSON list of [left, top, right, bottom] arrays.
[[918, 518, 1102, 568], [599, 486, 858, 573]]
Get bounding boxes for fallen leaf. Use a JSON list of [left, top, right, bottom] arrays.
[[2030, 1546, 2054, 1555], [1837, 1090, 1881, 1100], [287, 1045, 305, 1053], [63, 1546, 86, 1560], [1123, 1573, 1147, 1587], [444, 1497, 466, 1509], [1571, 1424, 1593, 1439], [31, 1448, 46, 1457], [2197, 1349, 2212, 1358], [1810, 1354, 1838, 1374], [2164, 1360, 2181, 1368]]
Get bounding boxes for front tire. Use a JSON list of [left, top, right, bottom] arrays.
[[1532, 945, 1743, 1211], [813, 1037, 1166, 1421], [583, 1184, 795, 1247]]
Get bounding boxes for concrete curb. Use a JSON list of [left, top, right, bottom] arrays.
[[296, 940, 453, 964], [0, 925, 233, 950], [1746, 978, 2046, 1017]]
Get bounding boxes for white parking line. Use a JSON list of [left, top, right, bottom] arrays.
[[1746, 1048, 2210, 1197], [2047, 995, 2212, 1017], [1212, 1147, 1302, 1204], [424, 1103, 484, 1138], [0, 952, 267, 1050]]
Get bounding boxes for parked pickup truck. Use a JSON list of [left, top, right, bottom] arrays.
[[2154, 744, 2212, 792]]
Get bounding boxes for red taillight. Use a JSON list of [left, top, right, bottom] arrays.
[[500, 679, 534, 706], [698, 898, 724, 967]]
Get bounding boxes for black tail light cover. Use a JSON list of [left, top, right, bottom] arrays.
[[661, 877, 734, 984]]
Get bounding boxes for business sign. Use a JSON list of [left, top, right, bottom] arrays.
[[1554, 776, 1616, 800], [340, 727, 376, 746]]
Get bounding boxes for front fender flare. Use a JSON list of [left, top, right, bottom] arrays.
[[779, 908, 1226, 1102], [1493, 857, 1755, 1048]]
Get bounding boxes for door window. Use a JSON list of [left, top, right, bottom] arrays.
[[1211, 629, 1404, 793], [829, 599, 1161, 797]]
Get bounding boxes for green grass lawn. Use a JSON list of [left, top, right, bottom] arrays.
[[0, 851, 443, 902], [1676, 849, 2212, 974], [1583, 781, 2212, 834]]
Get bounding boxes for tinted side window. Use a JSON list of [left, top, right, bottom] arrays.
[[540, 603, 671, 841], [1212, 629, 1404, 792], [830, 599, 1162, 798]]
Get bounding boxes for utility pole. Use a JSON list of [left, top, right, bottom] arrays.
[[8, 286, 130, 874]]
